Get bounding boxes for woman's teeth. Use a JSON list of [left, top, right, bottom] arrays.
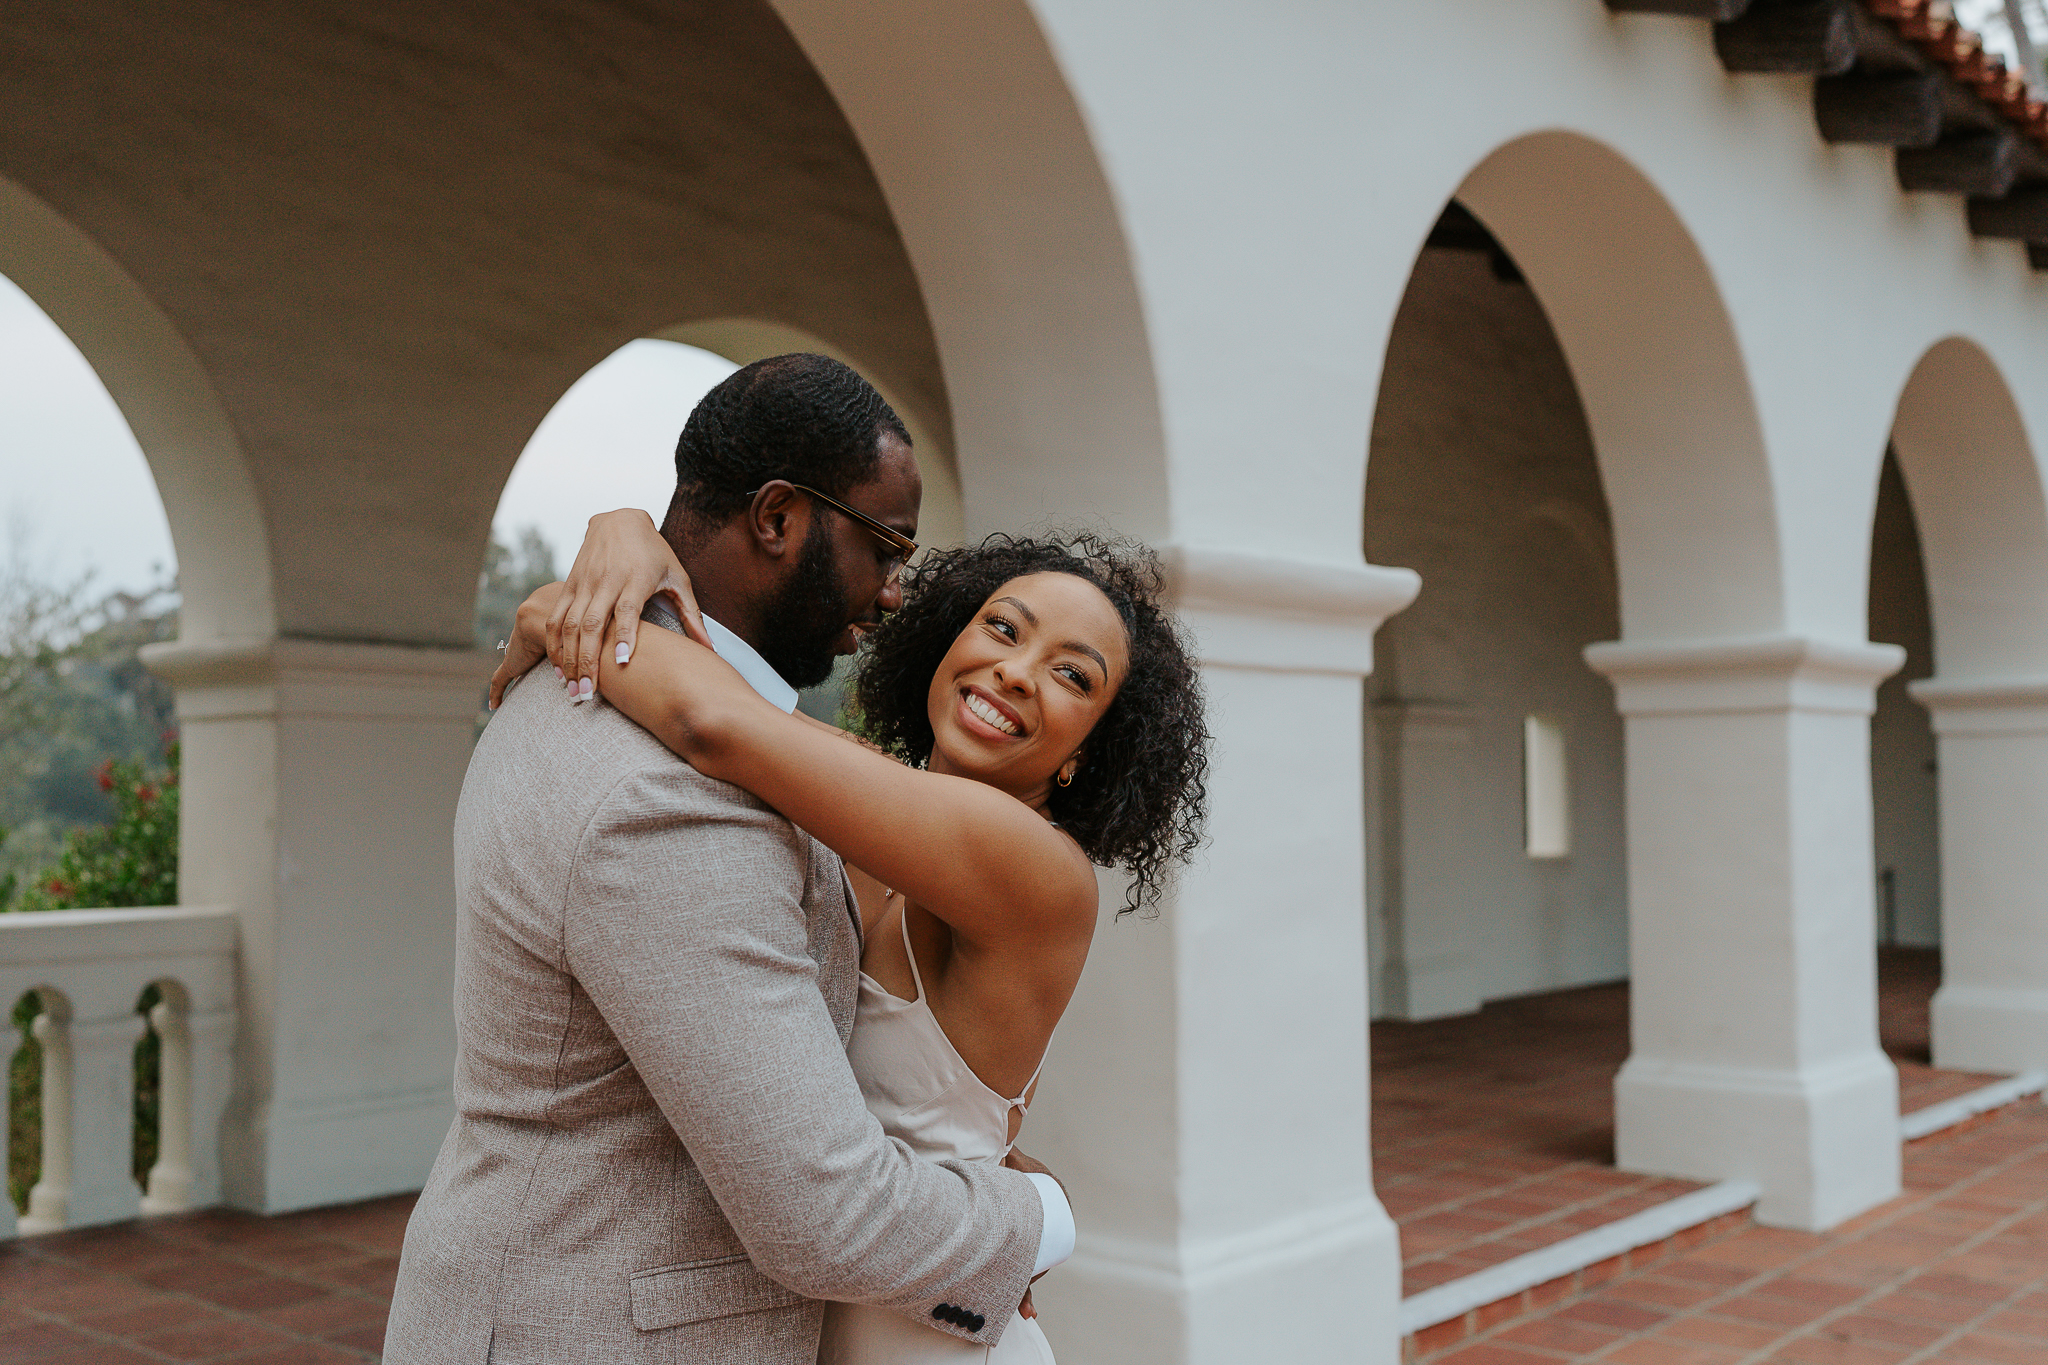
[[965, 693, 1019, 736]]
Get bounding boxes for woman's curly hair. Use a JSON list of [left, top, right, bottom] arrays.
[[851, 532, 1209, 916]]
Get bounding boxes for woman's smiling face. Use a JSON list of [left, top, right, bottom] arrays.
[[923, 571, 1131, 806]]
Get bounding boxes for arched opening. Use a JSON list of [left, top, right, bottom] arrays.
[[1866, 449, 1948, 1103], [0, 176, 268, 647], [0, 264, 181, 913], [1365, 199, 1636, 1300], [1887, 339, 2048, 1079]]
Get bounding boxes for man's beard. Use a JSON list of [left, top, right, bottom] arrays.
[[756, 524, 855, 689]]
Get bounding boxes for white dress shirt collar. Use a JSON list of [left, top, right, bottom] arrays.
[[701, 613, 800, 714]]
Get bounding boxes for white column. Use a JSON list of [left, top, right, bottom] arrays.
[[1029, 548, 1418, 1365], [142, 637, 493, 1212], [1586, 635, 1903, 1231], [1370, 702, 1481, 1020], [1910, 677, 2048, 1073]]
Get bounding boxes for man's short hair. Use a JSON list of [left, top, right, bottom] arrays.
[[670, 353, 910, 533]]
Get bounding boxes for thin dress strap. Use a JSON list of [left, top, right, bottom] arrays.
[[899, 906, 1045, 1109], [896, 900, 928, 1003], [1013, 1053, 1047, 1112]]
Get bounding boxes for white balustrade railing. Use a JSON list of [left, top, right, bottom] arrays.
[[0, 906, 236, 1235]]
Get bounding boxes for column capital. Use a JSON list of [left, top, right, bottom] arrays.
[[141, 636, 495, 722], [1159, 544, 1420, 675], [1908, 675, 2048, 734], [1584, 634, 1903, 717]]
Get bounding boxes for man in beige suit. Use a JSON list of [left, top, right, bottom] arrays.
[[385, 355, 1070, 1364]]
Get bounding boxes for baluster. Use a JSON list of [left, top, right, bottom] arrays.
[[140, 998, 192, 1214], [19, 1002, 71, 1234]]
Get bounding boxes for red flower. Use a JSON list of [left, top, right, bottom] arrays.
[[45, 879, 68, 897], [96, 761, 115, 792], [135, 785, 156, 804]]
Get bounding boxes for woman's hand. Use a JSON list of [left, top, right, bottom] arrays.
[[488, 582, 569, 708], [593, 605, 771, 768], [550, 509, 711, 692]]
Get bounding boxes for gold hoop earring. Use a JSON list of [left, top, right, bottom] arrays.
[[1057, 767, 1075, 788]]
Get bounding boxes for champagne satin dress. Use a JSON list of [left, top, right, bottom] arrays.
[[816, 908, 1058, 1365]]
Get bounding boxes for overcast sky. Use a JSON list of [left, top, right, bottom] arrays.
[[1, 271, 737, 598], [1, 272, 174, 593], [495, 340, 736, 575]]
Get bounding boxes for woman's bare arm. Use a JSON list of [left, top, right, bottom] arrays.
[[564, 600, 1098, 953]]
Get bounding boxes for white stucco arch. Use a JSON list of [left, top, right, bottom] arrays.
[[1888, 337, 2048, 681], [1880, 336, 2048, 1078], [0, 174, 271, 646], [764, 0, 1168, 541], [1458, 131, 1784, 643]]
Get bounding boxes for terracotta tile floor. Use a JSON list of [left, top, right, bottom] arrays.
[[0, 1194, 411, 1362], [1423, 1100, 2048, 1363], [1375, 949, 2001, 1297]]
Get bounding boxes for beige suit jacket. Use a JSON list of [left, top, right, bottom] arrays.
[[384, 663, 1041, 1364]]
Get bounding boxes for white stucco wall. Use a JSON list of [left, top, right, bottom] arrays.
[[1365, 247, 1628, 1019]]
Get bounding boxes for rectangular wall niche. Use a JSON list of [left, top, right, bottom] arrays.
[[1524, 714, 1570, 859]]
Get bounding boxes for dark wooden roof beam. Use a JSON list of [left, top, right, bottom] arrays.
[[1848, 4, 1934, 71], [1816, 71, 1944, 144], [1897, 128, 2024, 194], [1715, 0, 1859, 74], [1966, 187, 2048, 237], [1935, 78, 2008, 135]]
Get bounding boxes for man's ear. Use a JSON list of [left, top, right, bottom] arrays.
[[746, 482, 810, 559]]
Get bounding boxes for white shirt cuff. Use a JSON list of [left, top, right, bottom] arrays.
[[1025, 1172, 1075, 1276]]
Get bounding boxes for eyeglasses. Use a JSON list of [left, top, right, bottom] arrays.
[[748, 482, 919, 571]]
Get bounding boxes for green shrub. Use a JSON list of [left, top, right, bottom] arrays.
[[15, 745, 177, 913]]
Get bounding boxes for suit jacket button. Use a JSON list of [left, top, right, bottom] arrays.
[[970, 1313, 986, 1332]]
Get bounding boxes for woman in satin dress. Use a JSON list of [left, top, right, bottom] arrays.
[[499, 517, 1209, 1362]]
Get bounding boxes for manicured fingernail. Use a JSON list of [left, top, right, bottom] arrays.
[[616, 642, 630, 665], [553, 666, 564, 681], [579, 677, 594, 699]]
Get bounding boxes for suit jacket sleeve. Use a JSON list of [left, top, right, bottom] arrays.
[[563, 763, 1042, 1343]]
